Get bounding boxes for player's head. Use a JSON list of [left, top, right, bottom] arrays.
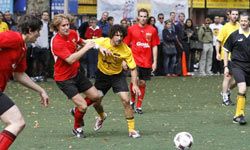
[[229, 9, 239, 23], [137, 8, 149, 26], [239, 12, 249, 30], [109, 24, 127, 46], [51, 14, 70, 36], [17, 14, 43, 42]]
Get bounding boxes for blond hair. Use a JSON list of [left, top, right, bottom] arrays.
[[50, 14, 69, 32]]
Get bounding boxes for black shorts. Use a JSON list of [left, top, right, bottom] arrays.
[[94, 70, 129, 96], [138, 67, 152, 80], [0, 92, 15, 115], [56, 70, 93, 99], [232, 67, 250, 86]]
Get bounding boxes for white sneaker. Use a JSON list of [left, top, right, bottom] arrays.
[[94, 112, 107, 131], [129, 130, 141, 138]]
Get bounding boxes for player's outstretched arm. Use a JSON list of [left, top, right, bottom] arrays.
[[13, 72, 49, 107]]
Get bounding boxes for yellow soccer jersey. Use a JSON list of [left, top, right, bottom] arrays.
[[0, 22, 9, 33], [217, 22, 239, 60], [94, 38, 136, 75]]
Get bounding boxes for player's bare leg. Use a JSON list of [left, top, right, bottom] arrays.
[[119, 92, 140, 138], [0, 105, 25, 149]]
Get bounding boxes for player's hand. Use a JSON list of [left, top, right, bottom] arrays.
[[224, 67, 230, 77], [99, 47, 112, 56], [84, 41, 95, 50], [132, 85, 141, 96], [216, 53, 221, 61], [39, 90, 49, 107], [152, 62, 157, 72], [122, 61, 128, 70]]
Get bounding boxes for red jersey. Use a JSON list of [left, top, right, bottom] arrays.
[[85, 26, 102, 39], [51, 30, 83, 81], [124, 24, 160, 68], [0, 31, 27, 91]]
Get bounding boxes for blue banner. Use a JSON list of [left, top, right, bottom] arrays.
[[14, 0, 26, 13], [51, 0, 78, 14]]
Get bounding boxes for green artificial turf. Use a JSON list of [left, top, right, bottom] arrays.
[[3, 76, 250, 150]]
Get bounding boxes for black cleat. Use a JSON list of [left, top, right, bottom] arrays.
[[135, 108, 143, 114], [233, 115, 247, 125], [222, 100, 235, 106], [72, 128, 86, 138]]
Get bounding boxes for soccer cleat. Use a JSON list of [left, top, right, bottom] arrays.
[[72, 127, 86, 138], [94, 112, 107, 131], [221, 92, 234, 106], [70, 108, 84, 126], [129, 130, 141, 138], [135, 108, 143, 114], [222, 100, 235, 106], [233, 115, 247, 125]]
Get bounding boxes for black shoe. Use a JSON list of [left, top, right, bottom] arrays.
[[72, 128, 86, 138], [135, 108, 143, 114], [70, 108, 84, 126], [222, 100, 235, 106], [233, 115, 247, 125]]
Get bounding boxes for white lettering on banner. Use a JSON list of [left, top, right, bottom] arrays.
[[136, 42, 150, 48]]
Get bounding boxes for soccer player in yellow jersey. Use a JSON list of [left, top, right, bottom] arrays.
[[216, 9, 239, 106], [90, 24, 141, 138]]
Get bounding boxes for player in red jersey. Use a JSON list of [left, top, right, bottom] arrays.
[[124, 8, 160, 114], [50, 14, 108, 138], [0, 15, 49, 149]]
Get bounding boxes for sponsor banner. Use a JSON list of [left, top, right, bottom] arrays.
[[97, 0, 137, 24], [207, 0, 249, 9], [188, 0, 205, 8], [151, 0, 189, 21]]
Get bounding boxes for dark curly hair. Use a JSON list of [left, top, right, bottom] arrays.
[[108, 24, 127, 39], [17, 15, 42, 34]]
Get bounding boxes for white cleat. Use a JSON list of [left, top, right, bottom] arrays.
[[129, 130, 141, 138], [94, 112, 107, 131]]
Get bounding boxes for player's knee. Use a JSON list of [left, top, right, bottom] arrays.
[[139, 80, 146, 86], [238, 88, 246, 94], [90, 90, 103, 102], [77, 105, 88, 112], [12, 117, 26, 133]]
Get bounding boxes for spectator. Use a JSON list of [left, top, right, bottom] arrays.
[[107, 16, 114, 26], [120, 18, 129, 29], [162, 20, 178, 77], [147, 16, 158, 31], [155, 13, 165, 75], [183, 18, 198, 74], [32, 11, 52, 82], [85, 17, 102, 78], [3, 11, 17, 31], [209, 16, 223, 75], [97, 11, 110, 37], [169, 12, 176, 32], [198, 18, 213, 76]]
